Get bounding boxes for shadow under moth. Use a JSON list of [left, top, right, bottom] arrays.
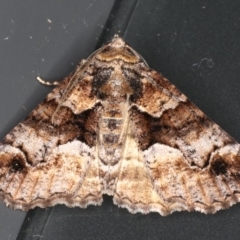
[[0, 35, 240, 216]]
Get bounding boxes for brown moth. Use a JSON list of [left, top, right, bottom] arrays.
[[0, 35, 240, 216]]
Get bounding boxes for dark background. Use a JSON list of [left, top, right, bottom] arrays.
[[0, 0, 240, 239]]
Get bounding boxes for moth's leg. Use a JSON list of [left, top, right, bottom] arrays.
[[37, 76, 61, 86], [36, 59, 87, 86]]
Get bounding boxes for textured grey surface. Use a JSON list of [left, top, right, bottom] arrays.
[[0, 1, 114, 239]]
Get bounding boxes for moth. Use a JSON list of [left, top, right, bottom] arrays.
[[0, 35, 240, 216]]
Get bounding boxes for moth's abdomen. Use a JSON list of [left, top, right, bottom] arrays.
[[98, 99, 129, 165], [98, 97, 130, 193], [97, 68, 132, 167], [101, 118, 123, 147]]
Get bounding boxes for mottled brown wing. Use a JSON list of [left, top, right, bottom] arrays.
[[0, 70, 102, 210], [129, 69, 240, 215], [113, 128, 167, 215]]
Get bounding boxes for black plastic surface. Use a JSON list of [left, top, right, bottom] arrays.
[[1, 0, 240, 239]]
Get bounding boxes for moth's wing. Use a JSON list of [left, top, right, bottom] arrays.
[[127, 69, 240, 215], [0, 69, 103, 210], [113, 132, 168, 215]]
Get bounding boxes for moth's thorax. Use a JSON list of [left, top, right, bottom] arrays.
[[100, 67, 132, 97]]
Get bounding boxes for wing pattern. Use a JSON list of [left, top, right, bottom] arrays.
[[1, 35, 240, 215]]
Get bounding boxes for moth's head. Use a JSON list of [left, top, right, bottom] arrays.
[[110, 35, 126, 49], [96, 35, 140, 64]]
